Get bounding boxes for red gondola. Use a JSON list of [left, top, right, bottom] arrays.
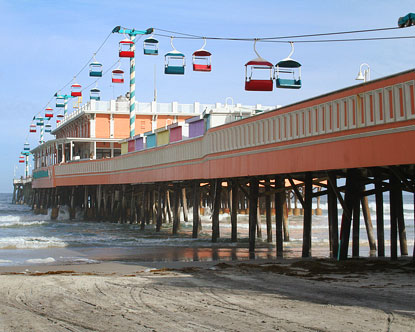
[[119, 38, 135, 58], [71, 83, 82, 97], [19, 156, 25, 163], [112, 69, 124, 83], [29, 124, 36, 133], [244, 40, 273, 91], [45, 107, 53, 118], [192, 39, 212, 72]]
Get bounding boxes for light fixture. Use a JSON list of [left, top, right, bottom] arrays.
[[356, 63, 370, 82]]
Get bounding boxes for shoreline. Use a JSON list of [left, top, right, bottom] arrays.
[[0, 257, 413, 331]]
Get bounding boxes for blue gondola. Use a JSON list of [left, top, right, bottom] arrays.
[[56, 95, 65, 108], [275, 42, 301, 89], [24, 143, 30, 151], [143, 35, 159, 55], [45, 124, 52, 133], [90, 88, 101, 101], [164, 37, 185, 75], [89, 59, 103, 77]]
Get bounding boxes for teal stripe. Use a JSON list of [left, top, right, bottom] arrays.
[[130, 90, 135, 99]]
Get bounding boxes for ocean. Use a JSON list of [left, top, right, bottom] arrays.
[[0, 192, 413, 267]]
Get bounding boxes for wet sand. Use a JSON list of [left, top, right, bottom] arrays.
[[0, 258, 414, 331]]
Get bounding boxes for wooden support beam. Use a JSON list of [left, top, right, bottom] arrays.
[[361, 196, 377, 255], [182, 187, 189, 223], [141, 186, 147, 230], [287, 176, 305, 208], [249, 177, 259, 258], [302, 172, 313, 258], [156, 185, 163, 232], [231, 179, 238, 242], [275, 176, 285, 257], [212, 179, 222, 243], [172, 185, 181, 235], [352, 185, 361, 258], [192, 181, 201, 238], [374, 170, 385, 257], [338, 169, 358, 260], [390, 174, 399, 260], [396, 179, 408, 256], [327, 173, 339, 259], [328, 172, 351, 220], [165, 189, 172, 224], [265, 180, 272, 243]]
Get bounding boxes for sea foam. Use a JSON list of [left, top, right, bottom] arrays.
[[0, 237, 67, 249]]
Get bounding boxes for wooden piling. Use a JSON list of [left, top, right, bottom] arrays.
[[256, 197, 262, 239], [302, 172, 313, 258], [192, 181, 201, 238], [374, 170, 385, 257], [275, 176, 285, 257], [361, 195, 377, 255], [141, 186, 147, 230], [395, 180, 408, 256], [231, 179, 238, 242], [390, 174, 399, 260], [327, 172, 339, 258], [249, 177, 259, 257], [338, 169, 357, 260], [265, 180, 272, 243], [156, 185, 163, 232], [352, 184, 361, 258], [212, 179, 221, 243], [182, 187, 189, 223], [172, 185, 181, 235], [165, 189, 172, 224]]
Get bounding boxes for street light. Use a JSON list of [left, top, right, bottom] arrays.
[[356, 63, 370, 82]]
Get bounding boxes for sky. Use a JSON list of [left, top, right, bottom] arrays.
[[1, 0, 414, 192]]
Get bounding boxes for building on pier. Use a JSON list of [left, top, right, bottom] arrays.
[[31, 95, 276, 168]]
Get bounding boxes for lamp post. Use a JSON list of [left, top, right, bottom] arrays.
[[356, 63, 370, 82]]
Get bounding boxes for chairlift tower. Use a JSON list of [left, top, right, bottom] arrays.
[[112, 26, 153, 138]]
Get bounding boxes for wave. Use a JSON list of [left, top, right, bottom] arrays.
[[0, 220, 47, 228], [0, 237, 67, 249], [25, 257, 56, 264]]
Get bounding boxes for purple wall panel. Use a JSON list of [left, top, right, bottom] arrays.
[[189, 119, 205, 138], [135, 137, 144, 151]]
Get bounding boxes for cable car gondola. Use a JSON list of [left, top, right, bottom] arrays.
[[89, 59, 103, 77], [36, 118, 44, 126], [112, 69, 124, 83], [45, 107, 53, 118], [90, 88, 101, 101], [71, 83, 82, 97], [143, 35, 159, 55], [29, 124, 36, 133], [56, 95, 65, 108], [57, 113, 64, 118], [19, 156, 25, 163], [119, 38, 135, 58], [164, 37, 185, 75], [45, 124, 52, 133], [275, 42, 301, 89], [244, 40, 273, 91], [192, 38, 212, 72], [24, 143, 30, 151]]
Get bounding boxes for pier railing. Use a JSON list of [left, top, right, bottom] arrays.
[[40, 71, 415, 187]]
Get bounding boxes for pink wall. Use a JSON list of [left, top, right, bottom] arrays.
[[169, 126, 182, 142]]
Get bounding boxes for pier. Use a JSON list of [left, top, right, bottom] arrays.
[[28, 69, 415, 260]]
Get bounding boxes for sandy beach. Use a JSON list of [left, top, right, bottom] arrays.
[[0, 258, 413, 332]]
